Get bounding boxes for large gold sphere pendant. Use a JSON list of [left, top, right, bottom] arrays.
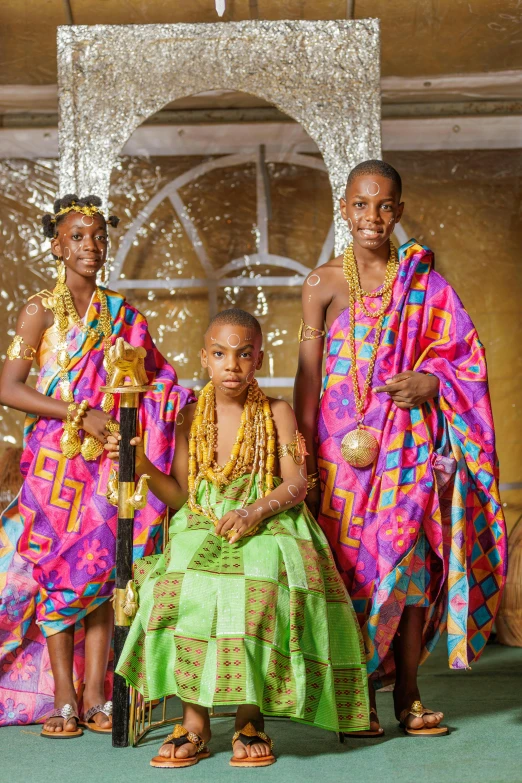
[[341, 427, 379, 468]]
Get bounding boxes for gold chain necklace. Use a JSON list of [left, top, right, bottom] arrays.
[[45, 268, 115, 411], [188, 380, 275, 525], [340, 242, 399, 468]]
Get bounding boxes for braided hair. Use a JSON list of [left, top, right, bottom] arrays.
[[41, 194, 120, 239]]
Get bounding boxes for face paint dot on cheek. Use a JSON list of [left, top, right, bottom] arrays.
[[208, 367, 213, 379], [227, 333, 241, 348], [307, 274, 320, 287], [246, 370, 255, 383], [25, 303, 38, 316], [63, 247, 71, 260]]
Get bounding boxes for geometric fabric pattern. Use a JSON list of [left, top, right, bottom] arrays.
[[116, 475, 370, 733], [317, 241, 507, 683], [0, 289, 193, 724]]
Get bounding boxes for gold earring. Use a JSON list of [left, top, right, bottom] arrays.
[[56, 257, 66, 286], [100, 259, 110, 285]]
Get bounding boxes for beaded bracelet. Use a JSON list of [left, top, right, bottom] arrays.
[[60, 400, 89, 460], [306, 471, 320, 491]]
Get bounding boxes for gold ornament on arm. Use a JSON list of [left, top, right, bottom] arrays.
[[298, 319, 326, 343], [277, 431, 308, 465], [7, 335, 37, 362]]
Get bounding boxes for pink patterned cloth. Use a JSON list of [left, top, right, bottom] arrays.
[[0, 290, 193, 724], [317, 241, 507, 683]]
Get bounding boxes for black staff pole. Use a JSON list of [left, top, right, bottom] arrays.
[[101, 339, 153, 748]]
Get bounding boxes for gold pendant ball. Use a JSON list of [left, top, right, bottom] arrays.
[[341, 428, 379, 468]]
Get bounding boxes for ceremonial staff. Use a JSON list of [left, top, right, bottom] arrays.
[[102, 338, 153, 748]]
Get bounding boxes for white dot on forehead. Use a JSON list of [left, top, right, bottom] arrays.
[[26, 303, 38, 316], [307, 274, 320, 287], [236, 508, 249, 518], [366, 182, 380, 197], [227, 333, 241, 347], [81, 215, 94, 226]]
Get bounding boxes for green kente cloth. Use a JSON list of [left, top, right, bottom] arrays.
[[116, 475, 370, 733]]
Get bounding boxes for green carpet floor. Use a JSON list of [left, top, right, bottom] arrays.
[[2, 642, 521, 783]]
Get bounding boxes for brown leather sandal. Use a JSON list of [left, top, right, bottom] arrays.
[[230, 722, 275, 767], [150, 725, 211, 768], [399, 700, 449, 736], [79, 701, 113, 733], [41, 704, 83, 738], [340, 708, 385, 739]]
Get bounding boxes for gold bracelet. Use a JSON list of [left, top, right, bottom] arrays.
[[306, 471, 320, 491], [60, 400, 89, 460], [298, 319, 326, 343], [7, 335, 37, 361], [277, 431, 308, 465]]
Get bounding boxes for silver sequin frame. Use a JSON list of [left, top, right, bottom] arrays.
[[57, 20, 381, 255]]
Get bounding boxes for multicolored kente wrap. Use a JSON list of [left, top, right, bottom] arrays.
[[0, 289, 193, 725], [317, 241, 507, 682]]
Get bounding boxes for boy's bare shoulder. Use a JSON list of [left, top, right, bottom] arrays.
[[267, 397, 296, 421]]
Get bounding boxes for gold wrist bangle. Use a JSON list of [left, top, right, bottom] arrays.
[[60, 399, 90, 460], [306, 471, 320, 491]]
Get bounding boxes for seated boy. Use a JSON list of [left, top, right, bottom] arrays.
[[106, 308, 369, 768]]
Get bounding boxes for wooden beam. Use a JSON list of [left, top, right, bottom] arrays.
[[2, 115, 521, 158], [2, 71, 522, 114]]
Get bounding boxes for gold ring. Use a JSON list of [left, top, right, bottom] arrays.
[[106, 420, 120, 433], [227, 528, 239, 539]]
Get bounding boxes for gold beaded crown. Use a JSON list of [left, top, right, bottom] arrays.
[[51, 203, 104, 224]]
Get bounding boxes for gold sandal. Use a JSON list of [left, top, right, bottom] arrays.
[[230, 722, 275, 767], [150, 725, 211, 768], [399, 700, 449, 736]]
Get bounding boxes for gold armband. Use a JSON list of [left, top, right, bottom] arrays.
[[306, 471, 320, 491], [7, 335, 37, 361], [277, 431, 308, 465], [298, 319, 326, 343]]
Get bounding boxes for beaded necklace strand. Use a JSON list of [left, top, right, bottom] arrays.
[[188, 380, 275, 525]]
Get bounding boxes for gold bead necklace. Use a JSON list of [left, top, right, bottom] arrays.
[[188, 380, 276, 526], [340, 242, 399, 468]]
